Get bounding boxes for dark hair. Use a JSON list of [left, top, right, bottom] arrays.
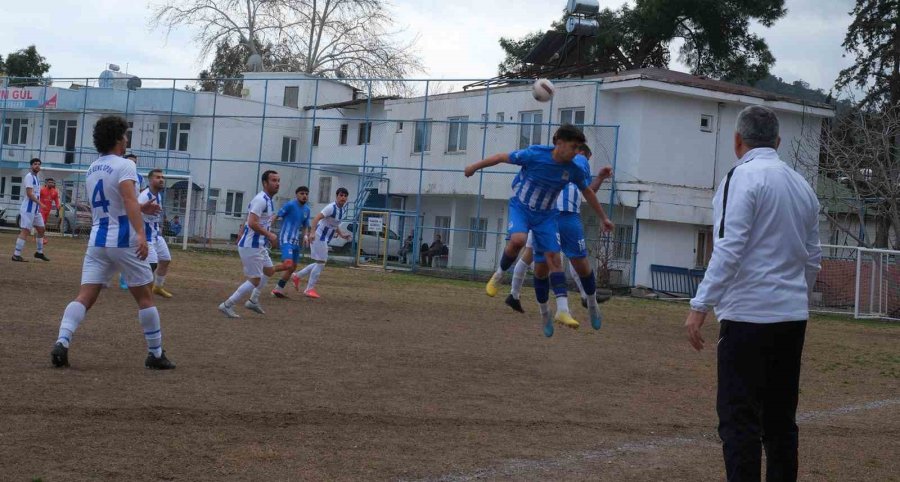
[[93, 116, 129, 154], [578, 144, 592, 156], [552, 124, 586, 144], [46, 178, 55, 182], [261, 170, 278, 183], [30, 158, 42, 166], [124, 153, 137, 160], [148, 169, 164, 179], [336, 187, 349, 196], [296, 186, 309, 194]]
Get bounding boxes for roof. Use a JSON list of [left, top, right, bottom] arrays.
[[304, 95, 400, 111], [590, 68, 834, 110]]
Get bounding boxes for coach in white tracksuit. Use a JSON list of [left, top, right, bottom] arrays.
[[685, 105, 822, 482]]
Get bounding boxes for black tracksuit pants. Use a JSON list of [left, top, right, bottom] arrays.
[[717, 319, 807, 482]]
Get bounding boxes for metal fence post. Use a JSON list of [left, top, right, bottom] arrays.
[[411, 81, 430, 273]]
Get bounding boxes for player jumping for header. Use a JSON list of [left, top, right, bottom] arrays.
[[291, 187, 352, 298], [465, 124, 614, 337]]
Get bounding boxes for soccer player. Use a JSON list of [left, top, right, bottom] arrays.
[[116, 153, 154, 290], [139, 169, 175, 298], [291, 187, 352, 298], [506, 145, 613, 320], [40, 178, 61, 240], [218, 170, 293, 317], [50, 115, 175, 370], [464, 124, 614, 337], [12, 158, 50, 262], [271, 186, 311, 298]]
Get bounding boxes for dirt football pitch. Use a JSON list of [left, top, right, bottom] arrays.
[[1, 232, 898, 481]]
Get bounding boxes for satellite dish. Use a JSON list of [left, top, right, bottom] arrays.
[[246, 54, 263, 72], [127, 76, 142, 90]]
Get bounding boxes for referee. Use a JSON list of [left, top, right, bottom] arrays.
[[685, 105, 822, 482]]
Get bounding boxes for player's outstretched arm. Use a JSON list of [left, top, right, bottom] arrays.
[[248, 212, 278, 248], [589, 166, 613, 193], [464, 153, 510, 177], [581, 187, 614, 233], [120, 180, 149, 260]]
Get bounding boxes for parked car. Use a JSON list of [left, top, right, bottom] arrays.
[[328, 221, 401, 258], [25, 202, 92, 235]]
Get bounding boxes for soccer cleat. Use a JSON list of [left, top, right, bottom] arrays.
[[218, 302, 241, 318], [119, 275, 128, 290], [505, 294, 525, 313], [152, 286, 173, 298], [34, 252, 50, 262], [542, 311, 554, 338], [244, 300, 266, 314], [271, 287, 287, 298], [291, 272, 302, 291], [51, 342, 69, 368], [304, 288, 320, 299], [589, 305, 603, 330], [11, 255, 26, 262], [145, 351, 176, 370], [485, 272, 502, 297], [554, 311, 580, 330]]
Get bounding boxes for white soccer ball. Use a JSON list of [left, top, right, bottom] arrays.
[[532, 78, 555, 102]]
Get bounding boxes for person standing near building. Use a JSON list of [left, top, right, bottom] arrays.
[[40, 178, 61, 238], [139, 169, 175, 298], [12, 158, 50, 262], [685, 105, 821, 481]]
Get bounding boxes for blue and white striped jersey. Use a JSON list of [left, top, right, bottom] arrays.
[[277, 199, 311, 246], [315, 202, 346, 242], [238, 191, 275, 248], [508, 145, 589, 212], [555, 154, 592, 214], [86, 155, 140, 248], [139, 188, 164, 241], [20, 172, 40, 214]]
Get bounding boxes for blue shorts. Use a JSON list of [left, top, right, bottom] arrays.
[[535, 211, 587, 263], [507, 198, 559, 256], [280, 243, 301, 264]]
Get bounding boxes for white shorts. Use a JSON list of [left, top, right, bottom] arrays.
[[525, 231, 534, 249], [238, 247, 273, 278], [82, 246, 154, 287], [19, 210, 45, 230], [147, 236, 172, 264], [310, 240, 330, 262]]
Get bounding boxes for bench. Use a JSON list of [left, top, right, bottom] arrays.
[[650, 264, 706, 297]]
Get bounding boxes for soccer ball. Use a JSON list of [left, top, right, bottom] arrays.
[[532, 78, 555, 102]]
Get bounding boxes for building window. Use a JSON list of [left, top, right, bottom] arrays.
[[518, 111, 543, 149], [0, 176, 6, 198], [447, 116, 468, 153], [357, 122, 372, 145], [126, 121, 134, 149], [613, 225, 634, 260], [318, 176, 332, 204], [696, 228, 714, 267], [2, 118, 28, 145], [495, 112, 504, 127], [480, 113, 488, 129], [434, 216, 451, 243], [48, 119, 76, 147], [396, 121, 404, 133], [281, 137, 298, 162], [158, 122, 190, 151], [339, 124, 348, 145], [225, 190, 244, 217], [414, 119, 432, 153], [559, 107, 585, 127], [206, 188, 219, 214], [468, 217, 487, 249], [11, 176, 22, 201], [312, 126, 320, 147], [700, 114, 714, 133], [283, 86, 299, 108]]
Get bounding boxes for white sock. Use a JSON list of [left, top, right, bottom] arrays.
[[307, 263, 324, 290], [538, 302, 550, 318], [587, 292, 599, 310], [139, 307, 163, 358], [250, 276, 268, 303], [493, 266, 504, 280], [298, 264, 316, 278], [510, 259, 529, 300], [155, 275, 166, 288], [56, 301, 86, 348], [555, 295, 570, 314], [36, 237, 44, 254], [14, 237, 25, 256], [568, 262, 587, 299], [226, 281, 255, 306]]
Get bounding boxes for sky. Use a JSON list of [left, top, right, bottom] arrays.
[[0, 0, 857, 92]]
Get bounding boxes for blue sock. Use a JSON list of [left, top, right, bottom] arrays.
[[534, 276, 550, 303], [550, 272, 568, 298], [500, 252, 516, 271], [580, 271, 597, 296]]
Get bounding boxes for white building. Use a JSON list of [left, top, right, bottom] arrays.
[[0, 68, 833, 286]]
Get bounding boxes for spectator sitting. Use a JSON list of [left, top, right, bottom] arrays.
[[170, 215, 183, 237], [420, 235, 445, 267], [398, 233, 414, 263]]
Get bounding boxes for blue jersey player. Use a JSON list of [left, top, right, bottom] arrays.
[[464, 124, 614, 337], [271, 186, 311, 298]]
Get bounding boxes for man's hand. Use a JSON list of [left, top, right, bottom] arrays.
[[685, 309, 708, 351], [602, 217, 615, 233], [141, 202, 162, 215], [136, 239, 149, 261], [267, 232, 279, 249], [302, 234, 310, 247], [598, 166, 613, 180], [340, 232, 352, 241], [464, 165, 477, 178]]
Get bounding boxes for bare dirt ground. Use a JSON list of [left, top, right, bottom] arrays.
[[1, 232, 898, 481]]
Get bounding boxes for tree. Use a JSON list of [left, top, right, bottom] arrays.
[[191, 39, 278, 95], [836, 0, 900, 109], [498, 0, 785, 83], [5, 45, 51, 86], [151, 0, 423, 94]]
